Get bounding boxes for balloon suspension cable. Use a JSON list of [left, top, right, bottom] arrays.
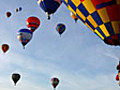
[[75, 18, 78, 23], [14, 83, 16, 86], [47, 16, 50, 20], [75, 19, 77, 23], [46, 12, 50, 20], [54, 88, 56, 90], [23, 46, 25, 49]]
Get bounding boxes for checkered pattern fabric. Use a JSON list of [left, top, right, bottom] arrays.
[[62, 0, 120, 45]]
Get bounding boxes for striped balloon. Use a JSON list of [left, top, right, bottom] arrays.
[[26, 16, 40, 33], [17, 28, 33, 49], [56, 23, 66, 36]]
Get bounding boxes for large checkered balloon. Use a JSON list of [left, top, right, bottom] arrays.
[[62, 0, 120, 46]]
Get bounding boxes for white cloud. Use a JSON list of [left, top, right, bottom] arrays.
[[0, 0, 120, 90]]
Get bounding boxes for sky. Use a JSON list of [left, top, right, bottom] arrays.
[[0, 0, 120, 90]]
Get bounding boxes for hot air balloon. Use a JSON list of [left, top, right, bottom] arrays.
[[62, 0, 120, 46], [26, 16, 40, 33], [117, 61, 120, 70], [71, 12, 78, 23], [19, 7, 22, 11], [116, 61, 120, 86], [17, 28, 33, 49], [16, 8, 19, 12], [51, 77, 59, 90], [6, 12, 11, 18], [56, 23, 66, 36], [16, 7, 22, 12], [116, 71, 120, 86], [37, 0, 62, 20], [12, 73, 21, 86], [118, 71, 120, 86], [116, 74, 119, 81], [1, 44, 9, 53]]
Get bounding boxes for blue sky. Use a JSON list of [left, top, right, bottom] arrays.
[[0, 0, 120, 90]]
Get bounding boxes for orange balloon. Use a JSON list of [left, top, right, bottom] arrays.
[[71, 12, 77, 20], [71, 12, 78, 23]]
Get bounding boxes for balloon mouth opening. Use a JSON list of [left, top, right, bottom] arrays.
[[14, 83, 16, 86], [53, 85, 57, 88], [28, 27, 37, 31], [104, 35, 120, 46], [47, 16, 50, 20], [3, 51, 6, 53], [75, 18, 78, 23], [22, 43, 27, 49]]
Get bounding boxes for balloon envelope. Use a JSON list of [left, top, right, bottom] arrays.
[[62, 0, 120, 46], [17, 28, 33, 48], [16, 8, 19, 12], [19, 7, 22, 11], [16, 7, 22, 12], [12, 73, 21, 86], [37, 0, 62, 19], [56, 23, 66, 36], [1, 44, 9, 53], [26, 16, 40, 32], [116, 74, 119, 81], [51, 77, 59, 88], [6, 12, 11, 18], [117, 64, 120, 70]]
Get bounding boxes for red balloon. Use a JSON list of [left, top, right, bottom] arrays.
[[1, 44, 9, 53], [116, 74, 119, 81], [26, 16, 40, 33], [6, 12, 11, 18], [51, 77, 59, 89]]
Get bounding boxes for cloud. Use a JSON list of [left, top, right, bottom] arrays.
[[0, 0, 120, 90], [0, 46, 119, 90]]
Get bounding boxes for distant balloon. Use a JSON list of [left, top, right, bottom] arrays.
[[62, 0, 120, 46], [1, 44, 9, 53], [37, 0, 62, 19], [116, 61, 120, 86], [56, 23, 66, 36], [16, 7, 22, 12], [116, 74, 119, 81], [118, 71, 120, 86], [16, 8, 19, 12], [117, 61, 120, 70], [70, 12, 78, 23], [6, 12, 11, 18], [17, 28, 33, 49], [26, 16, 40, 33], [51, 77, 59, 89], [12, 73, 21, 86], [19, 7, 22, 11]]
